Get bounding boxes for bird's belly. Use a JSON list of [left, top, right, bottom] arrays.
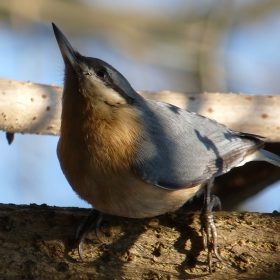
[[74, 173, 202, 218], [57, 138, 203, 218]]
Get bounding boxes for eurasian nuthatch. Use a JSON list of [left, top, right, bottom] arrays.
[[52, 23, 280, 272]]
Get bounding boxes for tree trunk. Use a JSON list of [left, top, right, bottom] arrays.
[[0, 203, 279, 279]]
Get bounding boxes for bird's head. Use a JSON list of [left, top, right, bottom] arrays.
[[52, 23, 142, 113]]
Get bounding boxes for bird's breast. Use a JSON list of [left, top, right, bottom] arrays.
[[57, 100, 202, 218], [58, 130, 202, 218]]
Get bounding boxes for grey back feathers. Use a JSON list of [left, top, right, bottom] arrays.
[[134, 99, 280, 190]]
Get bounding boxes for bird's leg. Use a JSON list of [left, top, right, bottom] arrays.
[[200, 179, 223, 273], [76, 209, 103, 261]]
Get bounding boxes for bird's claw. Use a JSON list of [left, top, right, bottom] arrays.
[[76, 209, 103, 261], [200, 180, 223, 273]]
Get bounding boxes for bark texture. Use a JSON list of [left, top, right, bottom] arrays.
[[0, 203, 279, 279]]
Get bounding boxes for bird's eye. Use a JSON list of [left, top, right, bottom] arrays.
[[96, 69, 109, 80]]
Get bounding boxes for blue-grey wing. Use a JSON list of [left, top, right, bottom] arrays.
[[133, 99, 263, 190]]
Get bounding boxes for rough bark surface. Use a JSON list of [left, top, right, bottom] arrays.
[[0, 203, 279, 279]]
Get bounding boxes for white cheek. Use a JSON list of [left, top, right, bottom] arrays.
[[103, 89, 126, 105], [84, 76, 126, 105]]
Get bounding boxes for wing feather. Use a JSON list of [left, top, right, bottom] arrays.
[[133, 100, 264, 190]]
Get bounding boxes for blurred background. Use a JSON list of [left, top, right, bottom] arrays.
[[0, 0, 280, 212]]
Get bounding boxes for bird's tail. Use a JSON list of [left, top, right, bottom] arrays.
[[252, 149, 280, 167]]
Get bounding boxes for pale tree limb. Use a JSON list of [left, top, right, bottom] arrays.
[[0, 78, 280, 141], [0, 203, 279, 279]]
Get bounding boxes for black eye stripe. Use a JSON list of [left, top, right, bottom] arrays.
[[96, 69, 109, 79], [82, 63, 136, 105]]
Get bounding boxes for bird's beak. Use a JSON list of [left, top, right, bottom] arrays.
[[52, 22, 78, 67]]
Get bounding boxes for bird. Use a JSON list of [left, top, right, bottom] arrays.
[[52, 22, 280, 273]]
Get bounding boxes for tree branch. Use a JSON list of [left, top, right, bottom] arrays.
[[1, 78, 280, 141], [0, 203, 279, 279]]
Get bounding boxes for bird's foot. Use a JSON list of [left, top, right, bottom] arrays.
[[200, 180, 223, 273], [76, 209, 103, 261]]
